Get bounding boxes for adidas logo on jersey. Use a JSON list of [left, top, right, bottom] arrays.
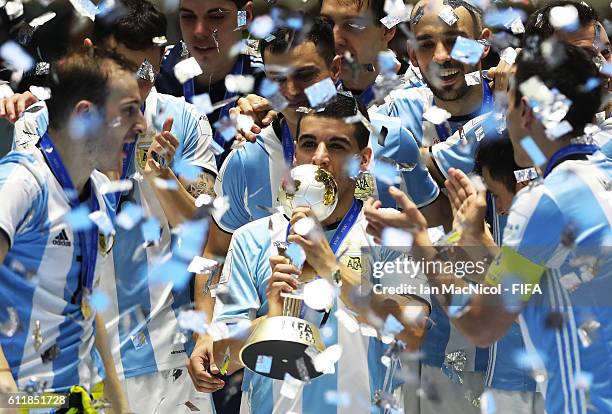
[[52, 229, 71, 247]]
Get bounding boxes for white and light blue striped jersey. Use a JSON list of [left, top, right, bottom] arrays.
[[102, 88, 216, 379], [213, 208, 431, 413], [0, 148, 114, 392], [503, 150, 612, 414], [11, 89, 218, 379], [213, 120, 285, 233]]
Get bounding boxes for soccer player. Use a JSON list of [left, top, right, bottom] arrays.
[[206, 93, 431, 412], [156, 0, 264, 163], [319, 0, 397, 106], [376, 2, 495, 410], [0, 2, 219, 411], [471, 136, 543, 413], [365, 42, 612, 414], [0, 49, 144, 411]]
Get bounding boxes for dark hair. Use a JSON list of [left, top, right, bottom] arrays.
[[475, 134, 518, 193], [297, 93, 370, 150], [353, 0, 385, 26], [524, 0, 599, 43], [260, 16, 335, 66], [93, 0, 167, 51], [513, 42, 602, 133], [46, 48, 138, 130]]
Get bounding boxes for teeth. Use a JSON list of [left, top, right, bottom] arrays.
[[440, 69, 459, 77]]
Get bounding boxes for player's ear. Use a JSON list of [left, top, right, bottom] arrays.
[[360, 147, 372, 171]]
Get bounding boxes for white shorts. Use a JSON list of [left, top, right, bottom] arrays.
[[122, 367, 214, 414], [419, 364, 485, 414], [484, 388, 545, 414]]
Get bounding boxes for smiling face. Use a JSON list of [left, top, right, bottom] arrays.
[[409, 0, 485, 101], [295, 115, 371, 202], [264, 41, 340, 123], [179, 0, 250, 81], [320, 0, 395, 91]]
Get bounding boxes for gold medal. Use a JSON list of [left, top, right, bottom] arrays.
[[354, 171, 374, 200], [136, 136, 154, 170], [81, 290, 92, 320], [98, 232, 114, 256]]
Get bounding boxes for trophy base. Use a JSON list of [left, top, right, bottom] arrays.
[[240, 316, 326, 380]]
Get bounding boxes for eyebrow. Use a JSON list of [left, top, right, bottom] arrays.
[[297, 135, 352, 145], [417, 30, 469, 40], [120, 99, 142, 107]]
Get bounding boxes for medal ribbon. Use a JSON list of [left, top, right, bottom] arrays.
[[281, 118, 294, 166], [38, 132, 99, 307]]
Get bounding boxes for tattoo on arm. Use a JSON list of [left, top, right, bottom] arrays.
[[188, 171, 217, 198]]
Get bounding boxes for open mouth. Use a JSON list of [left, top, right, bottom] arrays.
[[437, 68, 461, 85]]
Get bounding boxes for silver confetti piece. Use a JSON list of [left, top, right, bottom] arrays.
[[35, 61, 50, 76], [237, 10, 247, 29], [410, 5, 425, 26], [514, 167, 538, 183], [578, 319, 601, 348], [33, 320, 42, 351], [372, 389, 399, 410], [137, 59, 155, 83], [213, 29, 220, 53], [180, 40, 190, 58], [442, 349, 467, 384], [0, 307, 19, 337]]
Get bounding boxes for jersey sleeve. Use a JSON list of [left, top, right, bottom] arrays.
[[212, 149, 252, 233], [0, 160, 44, 246], [381, 88, 428, 147], [213, 228, 265, 323], [175, 102, 217, 176], [369, 111, 440, 208], [429, 114, 488, 179]]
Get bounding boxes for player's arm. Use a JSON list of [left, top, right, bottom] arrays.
[[94, 313, 129, 414], [195, 149, 250, 325], [0, 231, 18, 395], [143, 117, 202, 227], [364, 186, 540, 347], [189, 228, 258, 391], [286, 207, 431, 350]]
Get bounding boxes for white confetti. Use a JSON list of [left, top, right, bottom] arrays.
[[423, 106, 452, 125], [303, 278, 335, 311], [312, 344, 342, 373], [99, 179, 133, 195], [173, 57, 203, 84], [225, 74, 255, 93]]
